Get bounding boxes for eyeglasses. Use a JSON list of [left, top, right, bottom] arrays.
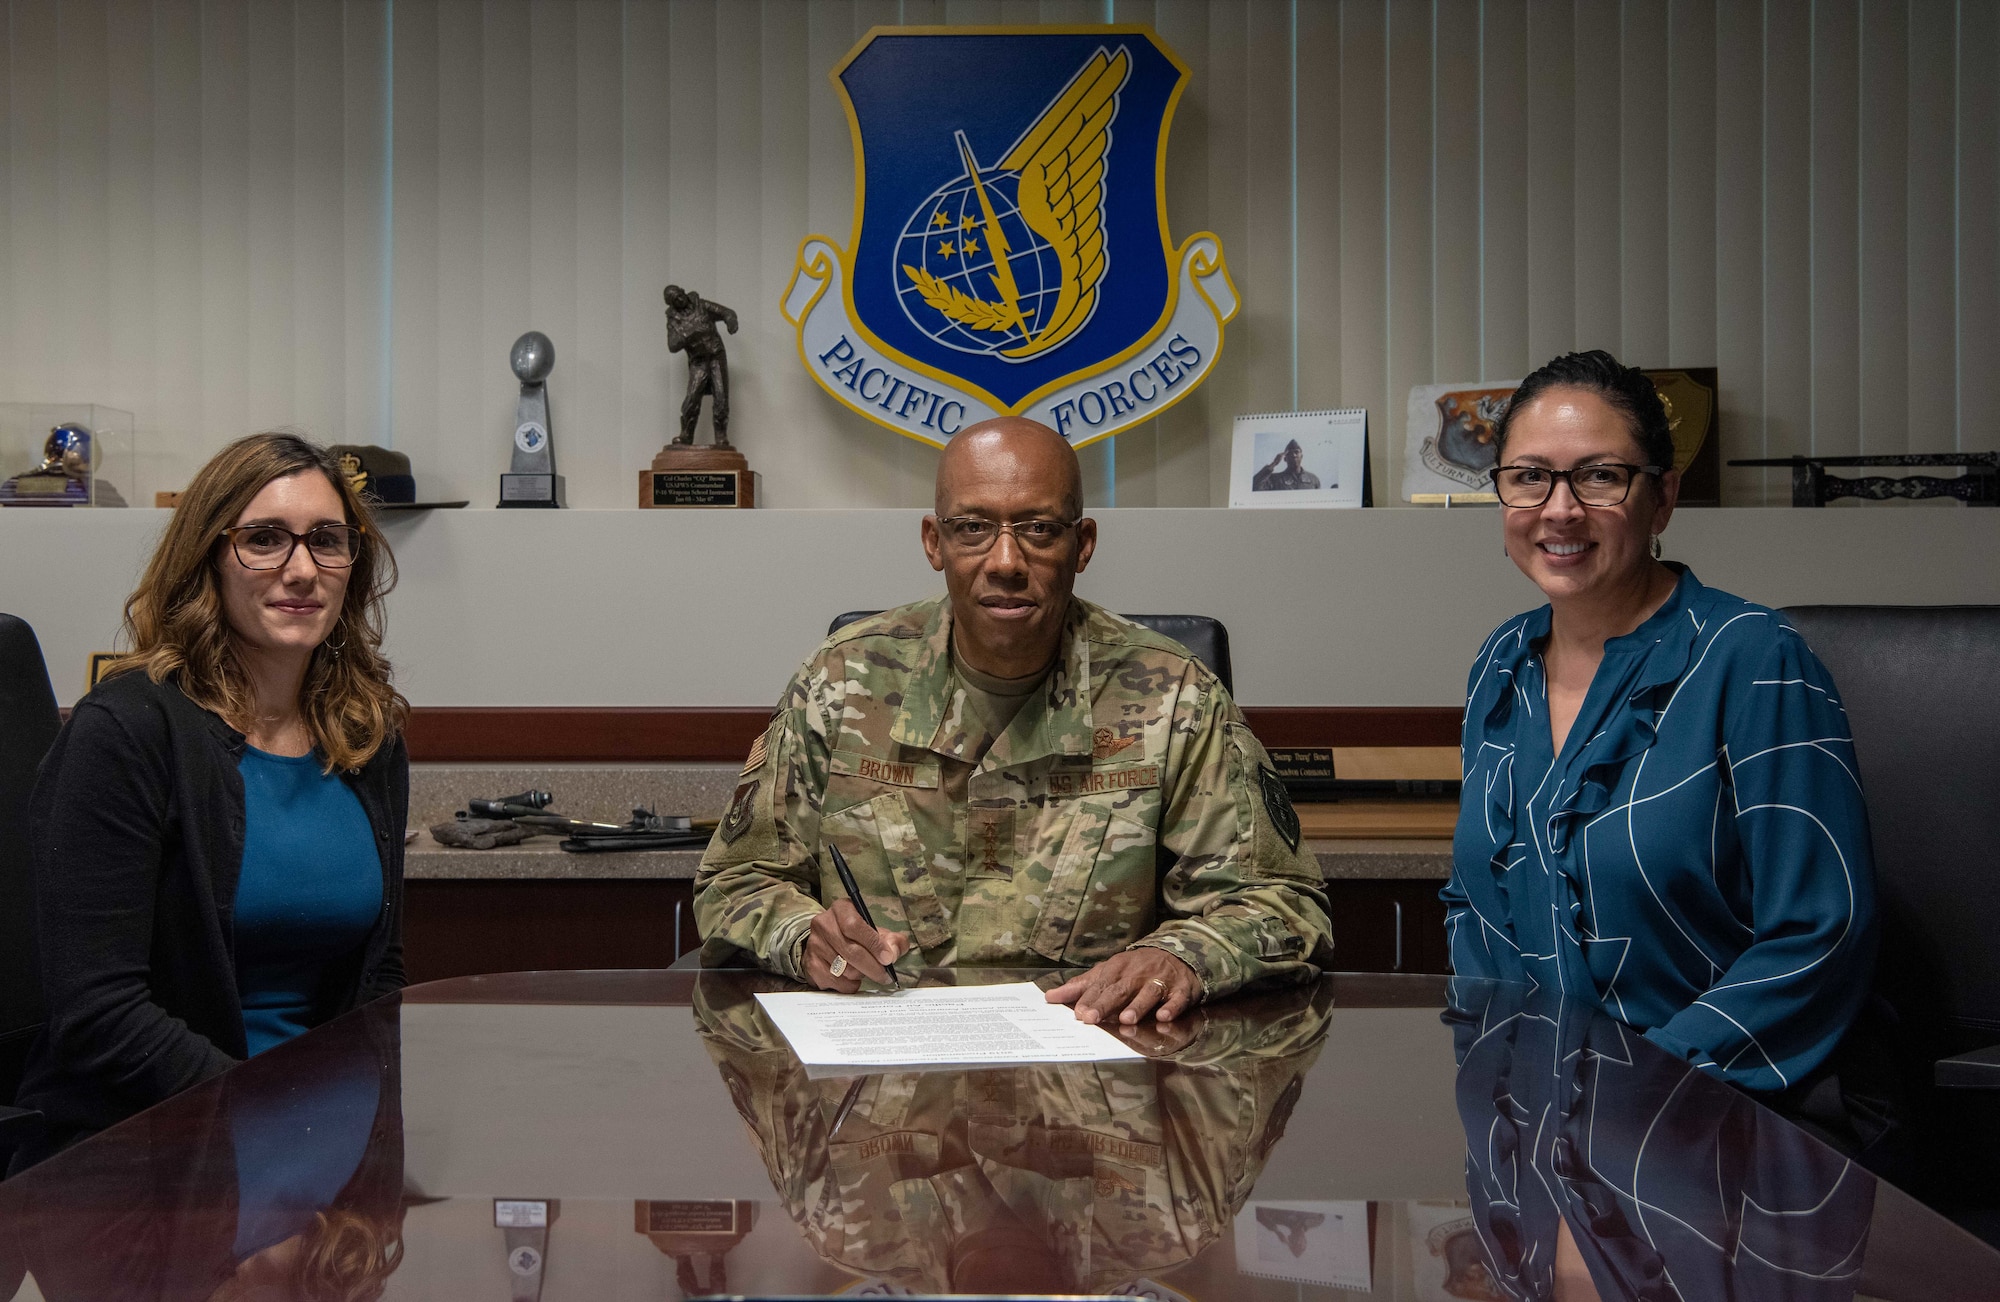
[[220, 524, 364, 570], [1489, 462, 1663, 508], [934, 516, 1082, 554]]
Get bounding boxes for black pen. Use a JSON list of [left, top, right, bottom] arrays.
[[825, 841, 911, 988]]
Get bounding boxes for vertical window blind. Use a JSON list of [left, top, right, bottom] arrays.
[[1, 0, 1992, 507]]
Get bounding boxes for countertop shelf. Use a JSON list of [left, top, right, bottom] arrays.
[[1296, 799, 1458, 840], [404, 825, 1456, 883]]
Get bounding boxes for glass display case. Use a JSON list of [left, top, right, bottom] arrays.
[[0, 403, 135, 507]]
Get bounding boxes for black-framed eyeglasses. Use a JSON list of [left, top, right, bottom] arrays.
[[220, 523, 364, 570], [933, 515, 1082, 554], [1489, 462, 1663, 508]]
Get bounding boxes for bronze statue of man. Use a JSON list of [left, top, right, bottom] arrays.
[[664, 285, 740, 446]]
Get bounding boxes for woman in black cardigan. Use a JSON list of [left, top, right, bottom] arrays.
[[11, 433, 409, 1169]]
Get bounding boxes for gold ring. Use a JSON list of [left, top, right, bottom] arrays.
[[1150, 978, 1168, 989], [828, 954, 848, 978]]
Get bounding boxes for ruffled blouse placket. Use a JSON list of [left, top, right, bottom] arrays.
[[1477, 570, 1704, 1006]]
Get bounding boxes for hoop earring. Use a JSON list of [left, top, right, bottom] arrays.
[[1650, 534, 1663, 561], [323, 629, 347, 658]]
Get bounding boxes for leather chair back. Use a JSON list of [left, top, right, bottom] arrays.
[[1783, 606, 2000, 1050], [0, 615, 61, 1104], [828, 610, 1234, 697]]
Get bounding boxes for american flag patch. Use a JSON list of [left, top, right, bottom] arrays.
[[741, 731, 768, 775]]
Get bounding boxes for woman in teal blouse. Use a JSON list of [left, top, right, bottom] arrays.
[[1443, 350, 1879, 1108]]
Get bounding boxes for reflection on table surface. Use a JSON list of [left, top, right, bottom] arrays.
[[0, 968, 1994, 1301]]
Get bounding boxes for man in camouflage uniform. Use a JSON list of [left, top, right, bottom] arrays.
[[693, 969, 1332, 1296], [1251, 437, 1320, 491], [696, 417, 1333, 1024]]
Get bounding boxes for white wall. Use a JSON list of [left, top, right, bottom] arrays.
[[6, 504, 1996, 707], [2, 0, 1994, 510]]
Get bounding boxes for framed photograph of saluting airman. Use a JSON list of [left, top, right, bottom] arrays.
[[1228, 409, 1371, 508]]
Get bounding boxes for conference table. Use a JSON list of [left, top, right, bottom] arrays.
[[2, 968, 1996, 1301]]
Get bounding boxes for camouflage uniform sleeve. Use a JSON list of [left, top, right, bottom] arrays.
[[1154, 981, 1332, 1229], [1128, 667, 1334, 1000], [693, 657, 833, 981]]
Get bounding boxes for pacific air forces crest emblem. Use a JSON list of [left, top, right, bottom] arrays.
[[783, 26, 1237, 448]]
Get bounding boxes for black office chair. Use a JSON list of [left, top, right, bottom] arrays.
[[1785, 605, 2000, 1232], [0, 614, 61, 1173], [828, 610, 1234, 697]]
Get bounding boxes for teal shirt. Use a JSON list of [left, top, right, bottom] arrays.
[[234, 747, 383, 1056], [1444, 567, 1878, 1092]]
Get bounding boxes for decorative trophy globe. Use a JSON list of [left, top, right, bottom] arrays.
[[499, 331, 565, 508]]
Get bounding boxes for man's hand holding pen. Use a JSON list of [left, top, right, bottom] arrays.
[[804, 900, 912, 992], [808, 842, 912, 992]]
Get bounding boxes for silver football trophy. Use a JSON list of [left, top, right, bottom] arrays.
[[498, 331, 565, 508]]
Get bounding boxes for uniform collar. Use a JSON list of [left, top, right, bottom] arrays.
[[891, 596, 1095, 766]]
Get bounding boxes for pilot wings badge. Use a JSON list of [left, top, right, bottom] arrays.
[[783, 26, 1237, 449]]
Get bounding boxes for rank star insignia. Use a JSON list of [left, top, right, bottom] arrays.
[[782, 25, 1238, 449]]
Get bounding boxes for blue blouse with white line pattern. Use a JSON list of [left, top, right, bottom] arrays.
[[1442, 564, 1877, 1093]]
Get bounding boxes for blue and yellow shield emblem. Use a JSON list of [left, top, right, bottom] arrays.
[[783, 26, 1237, 448]]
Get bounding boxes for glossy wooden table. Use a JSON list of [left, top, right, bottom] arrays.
[[2, 969, 1994, 1300]]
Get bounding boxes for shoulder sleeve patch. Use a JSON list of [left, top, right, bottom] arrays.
[[720, 780, 759, 844], [1258, 766, 1301, 852]]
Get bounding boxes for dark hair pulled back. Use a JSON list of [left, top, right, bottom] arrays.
[[1493, 349, 1676, 472]]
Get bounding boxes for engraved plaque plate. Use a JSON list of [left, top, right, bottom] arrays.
[[641, 468, 755, 509], [1268, 747, 1336, 783], [494, 1199, 550, 1228], [15, 473, 70, 497], [500, 472, 566, 508], [636, 1200, 746, 1235]]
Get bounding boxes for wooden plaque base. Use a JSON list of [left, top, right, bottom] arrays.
[[638, 444, 756, 509]]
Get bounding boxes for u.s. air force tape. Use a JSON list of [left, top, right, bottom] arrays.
[[1258, 766, 1301, 852]]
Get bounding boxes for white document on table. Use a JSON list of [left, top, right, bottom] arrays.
[[753, 981, 1144, 1075]]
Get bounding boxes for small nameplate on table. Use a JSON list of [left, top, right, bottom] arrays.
[[1269, 747, 1336, 782], [648, 470, 751, 508], [1271, 746, 1461, 801], [1270, 746, 1338, 802]]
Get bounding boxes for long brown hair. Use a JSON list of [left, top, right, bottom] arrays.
[[110, 432, 408, 771], [205, 1208, 406, 1302], [290, 1207, 405, 1301]]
